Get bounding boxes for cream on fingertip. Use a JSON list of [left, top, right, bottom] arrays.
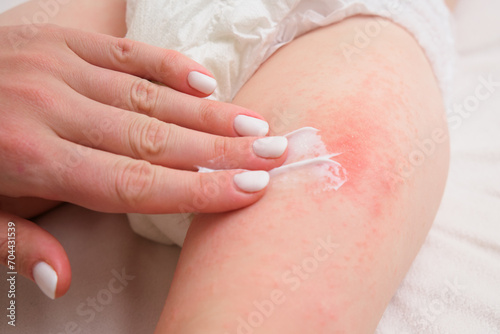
[[187, 71, 217, 95], [33, 261, 58, 300]]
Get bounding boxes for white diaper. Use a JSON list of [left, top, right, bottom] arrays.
[[125, 0, 454, 246]]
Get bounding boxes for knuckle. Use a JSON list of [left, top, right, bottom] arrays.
[[196, 173, 211, 199], [114, 159, 156, 208], [111, 38, 136, 65], [1, 130, 45, 166], [0, 75, 58, 118], [16, 48, 57, 73], [32, 86, 59, 111], [20, 84, 59, 111], [212, 135, 230, 160], [129, 79, 159, 116], [129, 117, 170, 158], [190, 172, 226, 211], [157, 50, 183, 79], [198, 100, 220, 126]]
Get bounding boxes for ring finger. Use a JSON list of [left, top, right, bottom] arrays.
[[63, 61, 270, 138]]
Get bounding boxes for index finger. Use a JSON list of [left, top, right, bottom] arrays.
[[62, 27, 217, 97]]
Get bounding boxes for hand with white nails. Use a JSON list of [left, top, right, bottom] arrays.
[[0, 24, 289, 218], [0, 24, 289, 299], [0, 208, 70, 299]]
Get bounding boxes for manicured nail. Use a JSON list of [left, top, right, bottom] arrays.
[[234, 115, 269, 137], [253, 136, 288, 158], [33, 261, 58, 300], [234, 171, 270, 192], [188, 71, 217, 95]]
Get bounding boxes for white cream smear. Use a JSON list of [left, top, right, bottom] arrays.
[[270, 127, 347, 192], [199, 127, 348, 192], [128, 127, 347, 247]]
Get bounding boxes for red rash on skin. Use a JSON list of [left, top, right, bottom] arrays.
[[292, 68, 415, 220], [299, 99, 404, 220]]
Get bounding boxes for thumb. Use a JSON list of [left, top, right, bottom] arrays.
[[0, 210, 71, 299]]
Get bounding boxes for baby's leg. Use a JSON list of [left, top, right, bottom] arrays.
[[155, 17, 449, 333]]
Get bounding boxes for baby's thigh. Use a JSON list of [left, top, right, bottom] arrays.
[[229, 17, 449, 331], [158, 16, 450, 334]]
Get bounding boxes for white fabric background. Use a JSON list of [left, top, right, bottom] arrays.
[[0, 1, 499, 333], [0, 0, 28, 14]]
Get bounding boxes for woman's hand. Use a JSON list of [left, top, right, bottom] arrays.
[[0, 24, 288, 213], [0, 24, 288, 299]]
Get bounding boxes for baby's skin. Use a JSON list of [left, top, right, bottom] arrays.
[[155, 16, 449, 334]]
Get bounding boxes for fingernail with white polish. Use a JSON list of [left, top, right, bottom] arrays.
[[33, 261, 58, 300], [188, 71, 217, 95], [253, 136, 288, 158], [234, 171, 270, 193], [234, 115, 269, 137]]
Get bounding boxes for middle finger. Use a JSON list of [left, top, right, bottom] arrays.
[[63, 63, 270, 137], [51, 88, 288, 171]]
